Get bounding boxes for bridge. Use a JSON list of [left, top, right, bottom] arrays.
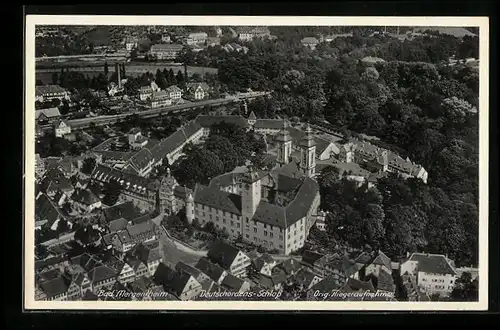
[[40, 92, 272, 131]]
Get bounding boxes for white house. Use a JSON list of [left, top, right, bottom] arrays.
[[207, 241, 251, 278], [165, 85, 183, 100], [54, 120, 71, 138], [400, 252, 458, 298], [186, 82, 210, 101]]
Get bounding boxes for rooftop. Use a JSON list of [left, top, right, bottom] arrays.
[[207, 240, 245, 270], [408, 253, 457, 276]]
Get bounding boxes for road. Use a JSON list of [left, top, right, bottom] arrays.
[[151, 213, 205, 267], [40, 92, 272, 131]]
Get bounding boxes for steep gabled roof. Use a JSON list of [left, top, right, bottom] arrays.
[[207, 240, 244, 269], [408, 253, 457, 276], [195, 257, 226, 282]]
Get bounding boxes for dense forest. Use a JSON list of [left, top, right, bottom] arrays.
[[178, 30, 479, 267]]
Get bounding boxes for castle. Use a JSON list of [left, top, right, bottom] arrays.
[[90, 117, 321, 255]]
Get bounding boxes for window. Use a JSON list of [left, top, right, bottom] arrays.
[[270, 232, 273, 238], [246, 218, 249, 223], [253, 227, 257, 233], [264, 231, 268, 236], [264, 224, 267, 229], [280, 228, 283, 233]]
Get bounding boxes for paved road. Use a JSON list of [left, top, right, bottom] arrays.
[[151, 213, 204, 267], [40, 92, 271, 131]]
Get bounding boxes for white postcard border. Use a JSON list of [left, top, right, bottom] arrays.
[[24, 15, 489, 311]]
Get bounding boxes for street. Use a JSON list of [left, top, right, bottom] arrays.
[[151, 213, 204, 267]]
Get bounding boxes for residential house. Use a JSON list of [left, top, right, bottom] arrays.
[[223, 43, 248, 53], [106, 257, 137, 284], [99, 201, 141, 226], [314, 137, 340, 160], [277, 258, 304, 278], [138, 86, 153, 101], [194, 257, 228, 285], [207, 241, 251, 278], [301, 37, 320, 50], [206, 37, 221, 47], [35, 85, 69, 102], [71, 188, 102, 213], [125, 37, 138, 51], [175, 261, 212, 285], [236, 26, 271, 41], [161, 34, 171, 43], [302, 250, 361, 285], [293, 268, 323, 291], [35, 107, 61, 124], [306, 274, 344, 300], [129, 242, 163, 276], [187, 32, 208, 45], [153, 263, 202, 300], [111, 221, 158, 253], [165, 85, 183, 100], [53, 119, 71, 138], [185, 82, 210, 101], [37, 270, 70, 301], [89, 265, 118, 292], [221, 273, 251, 293], [149, 44, 184, 60], [35, 193, 68, 232], [252, 254, 278, 277], [400, 252, 458, 298], [150, 90, 172, 108], [257, 267, 288, 291]]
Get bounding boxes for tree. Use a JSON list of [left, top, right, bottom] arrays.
[[176, 70, 185, 87], [102, 179, 123, 206], [51, 72, 59, 85], [441, 96, 472, 125], [81, 157, 96, 175], [450, 272, 478, 301], [361, 204, 385, 246], [104, 61, 109, 76]]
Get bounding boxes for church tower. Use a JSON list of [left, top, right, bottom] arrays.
[[299, 123, 317, 177], [275, 120, 292, 166], [241, 165, 262, 222], [185, 193, 194, 224], [159, 168, 178, 214]]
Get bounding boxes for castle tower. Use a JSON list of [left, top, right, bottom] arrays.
[[241, 165, 262, 221], [159, 168, 178, 214], [185, 193, 194, 224], [275, 120, 292, 166], [299, 123, 317, 177]]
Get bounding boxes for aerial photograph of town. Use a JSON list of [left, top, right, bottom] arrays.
[[31, 23, 481, 303]]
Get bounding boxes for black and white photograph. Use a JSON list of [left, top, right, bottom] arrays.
[[24, 15, 489, 310]]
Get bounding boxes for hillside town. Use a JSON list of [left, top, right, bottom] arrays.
[[33, 25, 480, 302]]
